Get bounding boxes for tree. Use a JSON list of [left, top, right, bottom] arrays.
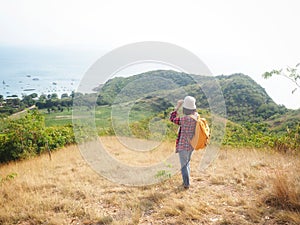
[[51, 93, 58, 100], [61, 93, 69, 98], [262, 63, 300, 93], [0, 110, 46, 161], [6, 96, 20, 107], [29, 93, 38, 98], [70, 91, 75, 100], [39, 94, 47, 102], [21, 93, 38, 107]]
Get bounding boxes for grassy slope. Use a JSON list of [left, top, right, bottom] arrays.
[[42, 106, 112, 128], [267, 109, 300, 132], [42, 105, 159, 129], [42, 105, 299, 136], [1, 138, 299, 225]]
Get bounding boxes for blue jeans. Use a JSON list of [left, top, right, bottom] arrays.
[[178, 150, 193, 187]]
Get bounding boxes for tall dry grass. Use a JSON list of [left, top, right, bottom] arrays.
[[0, 137, 299, 224], [264, 170, 300, 213]]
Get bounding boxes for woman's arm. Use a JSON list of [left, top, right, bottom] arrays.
[[170, 110, 181, 125], [170, 100, 184, 125]]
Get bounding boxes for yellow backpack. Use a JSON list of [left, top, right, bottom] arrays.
[[189, 115, 210, 150]]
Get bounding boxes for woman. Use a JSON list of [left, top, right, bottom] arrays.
[[170, 96, 198, 189]]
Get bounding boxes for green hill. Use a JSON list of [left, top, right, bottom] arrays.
[[96, 70, 290, 125], [96, 70, 196, 105], [217, 73, 287, 122]]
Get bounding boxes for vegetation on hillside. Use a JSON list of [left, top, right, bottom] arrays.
[[0, 110, 75, 163], [0, 92, 74, 118], [96, 70, 290, 124], [0, 70, 299, 164], [218, 74, 287, 122]]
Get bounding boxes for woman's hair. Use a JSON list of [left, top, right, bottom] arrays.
[[183, 107, 196, 115]]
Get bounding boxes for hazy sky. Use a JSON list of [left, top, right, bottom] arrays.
[[0, 0, 299, 109]]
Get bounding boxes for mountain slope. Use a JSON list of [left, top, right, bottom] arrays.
[[96, 70, 196, 105], [217, 73, 287, 122], [96, 70, 290, 124]]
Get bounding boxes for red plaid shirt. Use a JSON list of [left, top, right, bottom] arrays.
[[170, 110, 197, 152]]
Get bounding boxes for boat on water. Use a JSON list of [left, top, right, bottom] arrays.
[[23, 88, 36, 91]]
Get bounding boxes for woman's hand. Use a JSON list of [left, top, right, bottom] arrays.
[[175, 99, 184, 111]]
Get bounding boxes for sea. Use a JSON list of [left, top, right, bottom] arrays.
[[0, 46, 100, 99]]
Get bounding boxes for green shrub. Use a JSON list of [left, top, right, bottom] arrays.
[[273, 124, 300, 153], [0, 110, 76, 163], [44, 124, 75, 150], [0, 110, 45, 161]]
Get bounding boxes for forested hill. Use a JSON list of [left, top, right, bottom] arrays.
[[95, 70, 288, 123], [216, 73, 287, 122]]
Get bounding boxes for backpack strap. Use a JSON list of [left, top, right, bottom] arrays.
[[189, 114, 199, 121]]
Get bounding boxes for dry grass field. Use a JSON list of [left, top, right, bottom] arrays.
[[0, 137, 299, 225]]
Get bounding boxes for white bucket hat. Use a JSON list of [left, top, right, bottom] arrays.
[[183, 96, 196, 110]]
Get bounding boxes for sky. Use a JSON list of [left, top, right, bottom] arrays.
[[0, 0, 299, 109]]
